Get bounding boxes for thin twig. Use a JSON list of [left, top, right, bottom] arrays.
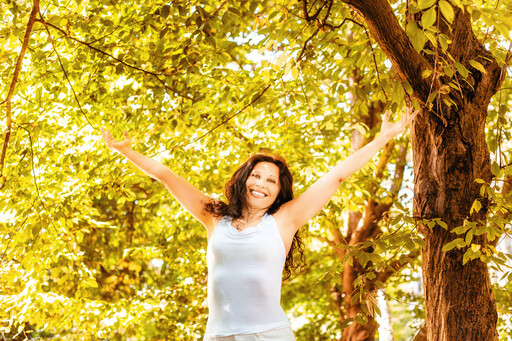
[[185, 84, 272, 146], [0, 0, 40, 189], [35, 19, 194, 101], [297, 27, 320, 61], [360, 24, 388, 102], [210, 0, 227, 17], [322, 0, 334, 23], [17, 124, 73, 252], [39, 12, 95, 129]]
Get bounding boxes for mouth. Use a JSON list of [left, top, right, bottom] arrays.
[[249, 189, 268, 198]]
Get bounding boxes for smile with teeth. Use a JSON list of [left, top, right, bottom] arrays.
[[250, 190, 267, 198]]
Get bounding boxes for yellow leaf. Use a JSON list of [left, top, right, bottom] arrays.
[[439, 0, 455, 23], [421, 7, 437, 29], [469, 60, 487, 74], [291, 66, 299, 80]]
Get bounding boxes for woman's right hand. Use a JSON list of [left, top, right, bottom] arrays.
[[101, 127, 132, 153]]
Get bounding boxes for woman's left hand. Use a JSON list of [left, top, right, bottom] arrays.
[[380, 107, 419, 138]]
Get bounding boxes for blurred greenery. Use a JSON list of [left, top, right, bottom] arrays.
[[1, 0, 511, 340]]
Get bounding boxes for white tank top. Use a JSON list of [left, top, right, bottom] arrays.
[[205, 213, 291, 336]]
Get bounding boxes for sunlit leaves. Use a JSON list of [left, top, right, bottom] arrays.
[[1, 0, 512, 339]]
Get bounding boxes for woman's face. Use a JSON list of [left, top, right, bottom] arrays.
[[245, 161, 280, 211]]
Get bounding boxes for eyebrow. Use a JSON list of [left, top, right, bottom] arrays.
[[252, 170, 278, 179]]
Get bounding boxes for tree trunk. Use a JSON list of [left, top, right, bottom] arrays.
[[338, 103, 411, 341], [411, 102, 498, 339], [412, 324, 427, 341], [339, 1, 504, 339], [340, 103, 381, 341]]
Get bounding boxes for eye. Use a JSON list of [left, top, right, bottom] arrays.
[[267, 178, 276, 184], [252, 173, 260, 179]]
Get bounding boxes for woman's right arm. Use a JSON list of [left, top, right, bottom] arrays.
[[101, 128, 217, 230]]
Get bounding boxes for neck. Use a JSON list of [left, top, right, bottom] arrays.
[[240, 208, 266, 221]]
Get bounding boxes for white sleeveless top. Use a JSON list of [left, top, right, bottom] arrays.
[[204, 214, 291, 336]]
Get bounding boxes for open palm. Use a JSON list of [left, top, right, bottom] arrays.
[[101, 128, 131, 153], [380, 107, 419, 138]]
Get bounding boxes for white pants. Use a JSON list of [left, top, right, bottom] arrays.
[[203, 326, 296, 341]]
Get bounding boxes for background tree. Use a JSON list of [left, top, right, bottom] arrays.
[[332, 0, 509, 339], [1, 0, 511, 340]]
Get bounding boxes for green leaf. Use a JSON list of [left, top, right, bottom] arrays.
[[428, 91, 437, 104], [351, 290, 361, 305], [403, 80, 414, 95], [463, 250, 471, 265], [491, 161, 501, 177], [115, 64, 124, 74], [442, 238, 464, 252], [438, 34, 451, 52], [424, 31, 437, 47], [454, 62, 469, 78], [439, 0, 455, 23], [443, 65, 454, 78], [469, 60, 487, 74], [411, 29, 428, 52], [465, 229, 474, 245], [421, 7, 437, 29], [160, 5, 170, 18], [418, 0, 437, 10], [406, 20, 419, 38], [355, 312, 368, 325], [470, 199, 482, 214]]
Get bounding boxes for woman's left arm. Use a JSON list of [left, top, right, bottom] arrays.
[[276, 108, 418, 232]]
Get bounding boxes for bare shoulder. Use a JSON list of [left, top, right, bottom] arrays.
[[272, 207, 300, 255], [273, 205, 299, 234], [212, 214, 223, 227], [206, 215, 223, 241]]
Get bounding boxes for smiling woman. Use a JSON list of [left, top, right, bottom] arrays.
[[100, 107, 417, 341], [202, 154, 302, 283]]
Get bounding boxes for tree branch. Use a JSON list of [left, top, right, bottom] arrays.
[[377, 248, 421, 283], [390, 140, 408, 195], [183, 84, 271, 147], [38, 11, 95, 129], [297, 27, 321, 62], [350, 140, 408, 246], [341, 0, 433, 104], [0, 0, 40, 190], [35, 19, 194, 101]]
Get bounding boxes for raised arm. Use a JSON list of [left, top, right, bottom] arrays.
[[275, 108, 418, 233], [101, 128, 216, 230]]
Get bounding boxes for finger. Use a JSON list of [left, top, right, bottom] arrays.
[[104, 128, 114, 140], [383, 110, 391, 122], [104, 129, 116, 146], [123, 131, 130, 140], [100, 127, 108, 143]]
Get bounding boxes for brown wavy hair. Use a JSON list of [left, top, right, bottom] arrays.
[[204, 153, 305, 281]]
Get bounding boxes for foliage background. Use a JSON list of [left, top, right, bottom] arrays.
[[1, 0, 511, 340]]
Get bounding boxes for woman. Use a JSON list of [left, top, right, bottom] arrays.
[[100, 108, 417, 340]]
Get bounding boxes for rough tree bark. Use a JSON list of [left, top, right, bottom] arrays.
[[340, 0, 504, 340]]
